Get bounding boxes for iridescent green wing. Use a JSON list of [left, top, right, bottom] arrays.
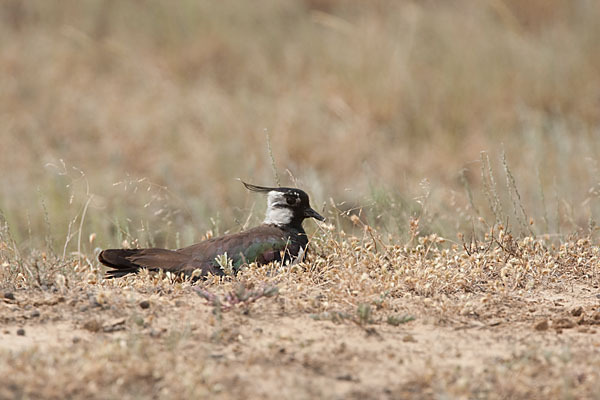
[[233, 237, 290, 270]]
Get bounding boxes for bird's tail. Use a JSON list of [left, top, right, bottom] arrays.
[[98, 249, 144, 278]]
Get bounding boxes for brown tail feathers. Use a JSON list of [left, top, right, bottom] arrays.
[[98, 249, 145, 278]]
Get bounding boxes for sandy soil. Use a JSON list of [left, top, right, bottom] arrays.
[[1, 279, 599, 399]]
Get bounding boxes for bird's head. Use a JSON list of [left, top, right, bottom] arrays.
[[242, 182, 325, 228]]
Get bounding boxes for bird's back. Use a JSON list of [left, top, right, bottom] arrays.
[[100, 224, 308, 278]]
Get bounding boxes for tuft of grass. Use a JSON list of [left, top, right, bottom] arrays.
[[214, 252, 234, 277], [387, 314, 415, 327], [356, 302, 372, 326], [502, 149, 534, 236], [265, 129, 281, 188]]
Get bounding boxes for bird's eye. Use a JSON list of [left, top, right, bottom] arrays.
[[286, 197, 297, 205]]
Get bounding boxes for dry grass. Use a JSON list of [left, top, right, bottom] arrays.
[[2, 1, 600, 398], [1, 0, 600, 246]]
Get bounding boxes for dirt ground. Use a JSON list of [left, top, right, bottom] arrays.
[[1, 276, 600, 399]]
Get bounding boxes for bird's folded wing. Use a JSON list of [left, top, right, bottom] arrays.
[[178, 226, 291, 268], [126, 249, 194, 273], [100, 248, 200, 278]]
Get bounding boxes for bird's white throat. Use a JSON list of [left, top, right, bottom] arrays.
[[263, 191, 293, 226]]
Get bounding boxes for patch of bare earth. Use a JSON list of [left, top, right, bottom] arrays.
[[1, 281, 599, 399]]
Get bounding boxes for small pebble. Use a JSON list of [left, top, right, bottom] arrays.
[[149, 329, 161, 338], [16, 328, 25, 336], [4, 292, 15, 300], [571, 306, 583, 317], [83, 319, 102, 332], [534, 320, 549, 331], [139, 300, 150, 309], [402, 334, 417, 343], [553, 318, 575, 329], [30, 310, 40, 318]]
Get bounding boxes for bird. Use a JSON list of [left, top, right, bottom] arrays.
[[98, 182, 324, 278]]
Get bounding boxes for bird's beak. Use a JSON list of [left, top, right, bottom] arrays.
[[305, 207, 325, 221]]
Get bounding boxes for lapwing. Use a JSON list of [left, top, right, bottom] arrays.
[[98, 182, 324, 278]]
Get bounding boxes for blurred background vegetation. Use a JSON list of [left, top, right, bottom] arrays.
[[1, 0, 599, 253]]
